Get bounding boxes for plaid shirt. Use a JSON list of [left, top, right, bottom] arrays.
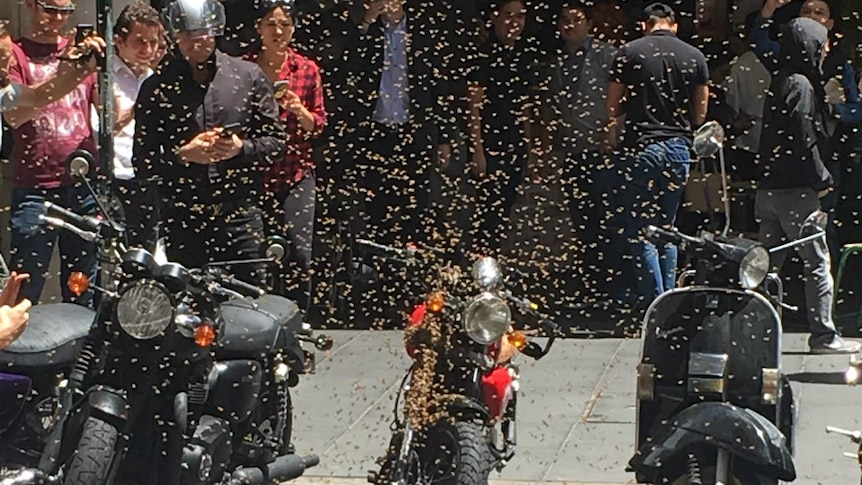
[[267, 49, 327, 192]]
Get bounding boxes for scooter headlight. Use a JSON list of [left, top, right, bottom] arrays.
[[116, 280, 175, 339], [739, 245, 769, 289], [463, 292, 511, 345]]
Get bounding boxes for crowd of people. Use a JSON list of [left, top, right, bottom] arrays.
[[0, 0, 861, 354]]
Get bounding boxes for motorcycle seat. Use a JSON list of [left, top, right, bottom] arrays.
[[0, 303, 94, 369], [218, 295, 303, 359]]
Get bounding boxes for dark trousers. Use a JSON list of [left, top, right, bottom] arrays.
[[470, 151, 525, 255], [10, 185, 98, 306], [164, 198, 267, 286], [113, 178, 161, 251], [360, 121, 434, 246]]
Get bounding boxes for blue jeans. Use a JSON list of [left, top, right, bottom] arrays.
[[9, 185, 98, 306], [619, 138, 691, 304]]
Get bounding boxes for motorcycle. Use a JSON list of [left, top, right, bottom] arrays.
[[825, 425, 862, 484], [626, 122, 828, 484], [0, 154, 331, 485], [360, 239, 562, 485]]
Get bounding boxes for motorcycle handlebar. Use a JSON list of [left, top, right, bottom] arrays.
[[219, 275, 266, 298], [44, 201, 103, 233], [355, 238, 418, 261], [643, 225, 704, 248]]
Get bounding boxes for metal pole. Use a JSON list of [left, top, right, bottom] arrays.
[[97, 0, 115, 198]]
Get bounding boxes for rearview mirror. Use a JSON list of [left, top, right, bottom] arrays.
[[799, 210, 828, 239], [692, 121, 725, 159], [67, 150, 95, 179], [260, 236, 289, 262]]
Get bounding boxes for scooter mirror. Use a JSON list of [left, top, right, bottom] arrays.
[[799, 210, 828, 239], [153, 237, 169, 266], [260, 235, 289, 262], [692, 121, 725, 159], [66, 150, 95, 179]]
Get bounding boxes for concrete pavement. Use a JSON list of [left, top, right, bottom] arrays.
[[290, 330, 862, 485]]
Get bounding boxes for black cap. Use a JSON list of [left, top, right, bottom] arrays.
[[642, 2, 675, 22]]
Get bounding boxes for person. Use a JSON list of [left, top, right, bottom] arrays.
[[354, 0, 455, 247], [253, 0, 327, 310], [132, 0, 286, 286], [755, 17, 861, 354], [467, 0, 532, 256], [4, 0, 105, 306], [0, 272, 31, 350], [604, 3, 709, 306], [109, 1, 163, 250], [538, 0, 617, 291]]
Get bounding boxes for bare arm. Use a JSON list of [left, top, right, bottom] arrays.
[[467, 82, 484, 154], [6, 65, 93, 127], [606, 81, 626, 124], [692, 84, 709, 126]]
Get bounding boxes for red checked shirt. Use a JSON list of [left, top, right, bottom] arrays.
[[266, 49, 327, 193]]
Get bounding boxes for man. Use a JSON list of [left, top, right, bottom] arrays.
[[604, 3, 709, 306], [752, 0, 861, 267], [756, 17, 860, 354], [5, 0, 103, 306], [110, 1, 163, 250], [539, 0, 617, 291], [0, 272, 30, 350], [133, 0, 286, 285], [354, 0, 455, 246]]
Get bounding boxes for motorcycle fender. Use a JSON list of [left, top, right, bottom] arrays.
[[207, 360, 262, 424], [444, 396, 489, 423], [629, 402, 795, 482], [87, 388, 129, 425]]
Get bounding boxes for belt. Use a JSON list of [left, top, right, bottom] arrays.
[[186, 197, 252, 217]]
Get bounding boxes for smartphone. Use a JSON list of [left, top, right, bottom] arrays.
[[75, 24, 95, 44], [219, 122, 243, 138], [273, 80, 290, 99]]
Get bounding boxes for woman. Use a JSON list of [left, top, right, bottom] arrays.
[[467, 0, 533, 255], [254, 0, 327, 310]]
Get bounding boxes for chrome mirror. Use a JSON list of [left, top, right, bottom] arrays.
[[471, 257, 503, 289], [692, 121, 725, 159]]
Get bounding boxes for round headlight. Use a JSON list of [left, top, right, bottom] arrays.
[[739, 245, 770, 289], [116, 280, 175, 339], [463, 292, 511, 345]]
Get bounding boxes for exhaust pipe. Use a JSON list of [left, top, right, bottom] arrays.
[[229, 454, 319, 484], [0, 469, 49, 485]]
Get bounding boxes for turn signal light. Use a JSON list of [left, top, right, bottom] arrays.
[[508, 330, 528, 349], [427, 292, 445, 313], [194, 324, 216, 347], [67, 272, 90, 296]]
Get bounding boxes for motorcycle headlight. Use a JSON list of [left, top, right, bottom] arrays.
[[739, 245, 770, 289], [463, 292, 511, 345], [116, 280, 175, 339]]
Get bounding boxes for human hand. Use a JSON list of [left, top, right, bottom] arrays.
[[762, 0, 792, 19], [437, 143, 452, 169], [600, 128, 617, 155], [363, 0, 386, 26], [0, 298, 31, 350], [61, 32, 107, 72], [825, 77, 846, 105], [471, 149, 487, 177], [278, 89, 305, 115], [178, 130, 221, 164], [0, 272, 29, 307]]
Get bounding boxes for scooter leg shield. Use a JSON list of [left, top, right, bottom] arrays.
[[629, 402, 795, 482]]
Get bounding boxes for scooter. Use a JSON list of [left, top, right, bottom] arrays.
[[627, 122, 828, 484]]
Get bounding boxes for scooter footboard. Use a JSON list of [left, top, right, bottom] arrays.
[[629, 402, 795, 482]]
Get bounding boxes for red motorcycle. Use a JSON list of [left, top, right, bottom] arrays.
[[359, 240, 560, 485]]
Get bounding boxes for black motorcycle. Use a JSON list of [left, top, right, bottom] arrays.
[[1, 155, 329, 485], [357, 240, 561, 485]]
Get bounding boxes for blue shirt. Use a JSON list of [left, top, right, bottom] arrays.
[[373, 15, 410, 125]]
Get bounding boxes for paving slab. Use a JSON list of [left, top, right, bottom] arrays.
[[288, 330, 862, 485]]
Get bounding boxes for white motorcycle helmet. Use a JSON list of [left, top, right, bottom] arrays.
[[163, 0, 227, 39]]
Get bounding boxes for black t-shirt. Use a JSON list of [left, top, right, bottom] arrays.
[[467, 40, 533, 154], [610, 30, 709, 149]]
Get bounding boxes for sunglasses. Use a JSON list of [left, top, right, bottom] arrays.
[[35, 0, 76, 15]]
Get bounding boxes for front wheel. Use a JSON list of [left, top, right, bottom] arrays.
[[62, 417, 118, 485], [416, 420, 494, 485]]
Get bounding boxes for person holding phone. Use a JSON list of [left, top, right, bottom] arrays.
[[4, 0, 103, 307], [0, 272, 31, 350], [133, 0, 286, 287], [252, 0, 326, 310]]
